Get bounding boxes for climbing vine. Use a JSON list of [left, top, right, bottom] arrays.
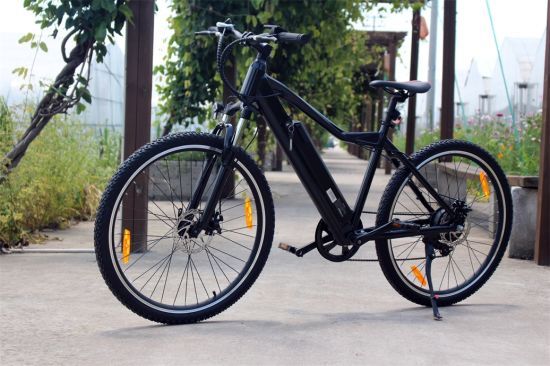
[[156, 0, 422, 150]]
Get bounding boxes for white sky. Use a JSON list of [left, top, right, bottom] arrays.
[[357, 0, 548, 80], [0, 0, 547, 103]]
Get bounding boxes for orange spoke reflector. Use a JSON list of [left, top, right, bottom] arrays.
[[244, 196, 253, 229], [479, 171, 490, 197], [122, 229, 131, 264], [411, 265, 427, 286]]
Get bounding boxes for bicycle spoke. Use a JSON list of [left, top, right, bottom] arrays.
[[217, 233, 252, 251], [173, 256, 191, 306]]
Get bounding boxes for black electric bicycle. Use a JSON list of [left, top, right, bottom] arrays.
[[95, 21, 513, 324]]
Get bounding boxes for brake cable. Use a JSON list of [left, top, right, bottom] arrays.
[[216, 30, 282, 106]]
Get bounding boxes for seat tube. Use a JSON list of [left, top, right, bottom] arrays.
[[351, 96, 399, 225]]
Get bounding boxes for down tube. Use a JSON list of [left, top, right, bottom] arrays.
[[255, 80, 355, 244]]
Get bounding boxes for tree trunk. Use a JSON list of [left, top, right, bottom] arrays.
[[1, 42, 91, 184]]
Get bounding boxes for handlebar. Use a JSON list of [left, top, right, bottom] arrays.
[[276, 32, 311, 45], [194, 19, 311, 103], [195, 21, 310, 46]]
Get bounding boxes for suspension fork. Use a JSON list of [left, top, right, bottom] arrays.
[[188, 113, 250, 237], [186, 123, 225, 211]]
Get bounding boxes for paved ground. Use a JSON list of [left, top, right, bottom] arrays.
[[1, 147, 549, 365]]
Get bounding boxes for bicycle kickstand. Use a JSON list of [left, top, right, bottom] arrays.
[[424, 241, 443, 321]]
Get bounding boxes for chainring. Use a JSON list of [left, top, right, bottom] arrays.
[[315, 220, 359, 262]]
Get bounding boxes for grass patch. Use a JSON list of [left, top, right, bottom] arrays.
[[0, 99, 120, 246]]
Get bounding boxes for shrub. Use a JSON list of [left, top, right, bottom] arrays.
[[0, 100, 120, 246], [393, 114, 541, 176]]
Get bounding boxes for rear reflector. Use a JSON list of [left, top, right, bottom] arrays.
[[411, 265, 427, 286]]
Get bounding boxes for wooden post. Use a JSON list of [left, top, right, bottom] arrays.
[[405, 9, 421, 155], [535, 0, 550, 266], [273, 143, 283, 171], [121, 0, 155, 252], [440, 0, 456, 140]]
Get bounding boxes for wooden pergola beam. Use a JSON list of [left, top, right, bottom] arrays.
[[535, 0, 550, 266]]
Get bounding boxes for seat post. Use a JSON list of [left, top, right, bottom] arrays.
[[381, 95, 406, 131]]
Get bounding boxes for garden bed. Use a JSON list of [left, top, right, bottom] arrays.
[[507, 176, 539, 260]]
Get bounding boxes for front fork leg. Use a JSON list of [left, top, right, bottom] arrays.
[[187, 124, 225, 211], [189, 123, 235, 237], [424, 240, 443, 320]]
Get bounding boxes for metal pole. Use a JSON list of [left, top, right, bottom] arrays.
[[485, 0, 517, 139], [122, 0, 155, 252], [535, 0, 550, 266], [406, 8, 421, 155], [440, 0, 456, 141], [426, 0, 438, 131]]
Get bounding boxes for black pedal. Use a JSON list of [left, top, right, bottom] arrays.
[[278, 242, 298, 255], [278, 242, 317, 257]]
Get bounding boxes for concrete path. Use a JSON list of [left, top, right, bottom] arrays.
[[1, 147, 549, 365]]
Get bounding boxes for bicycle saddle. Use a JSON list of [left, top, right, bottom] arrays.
[[369, 80, 431, 94]]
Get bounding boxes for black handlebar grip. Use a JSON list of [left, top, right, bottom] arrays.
[[277, 32, 311, 45]]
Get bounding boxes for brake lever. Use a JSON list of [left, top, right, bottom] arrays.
[[248, 34, 277, 43]]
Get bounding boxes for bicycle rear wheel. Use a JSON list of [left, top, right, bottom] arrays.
[[376, 140, 512, 307], [94, 133, 274, 324]]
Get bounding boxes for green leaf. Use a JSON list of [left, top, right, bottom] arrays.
[[118, 3, 133, 21], [11, 67, 28, 78], [77, 75, 88, 85], [39, 42, 48, 52], [79, 87, 92, 104], [94, 23, 107, 42], [250, 0, 264, 10], [18, 33, 33, 44], [76, 102, 86, 114]]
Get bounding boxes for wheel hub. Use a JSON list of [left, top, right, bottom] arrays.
[[430, 201, 471, 255], [173, 209, 212, 254]]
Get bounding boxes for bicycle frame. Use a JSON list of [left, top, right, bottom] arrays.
[[191, 46, 457, 246]]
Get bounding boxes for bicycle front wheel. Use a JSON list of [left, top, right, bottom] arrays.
[[94, 133, 274, 324], [376, 140, 512, 307]]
